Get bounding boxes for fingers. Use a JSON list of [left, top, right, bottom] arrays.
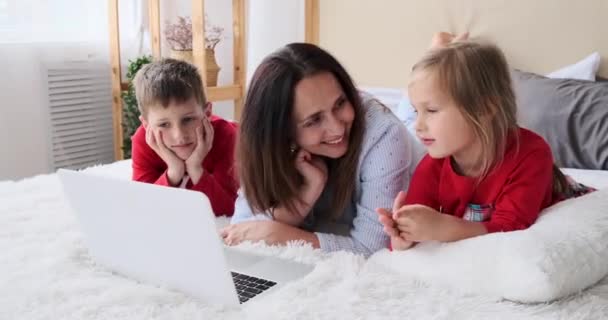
[[376, 208, 393, 224], [392, 191, 407, 213], [376, 207, 391, 218], [378, 213, 396, 230], [392, 205, 410, 220], [295, 149, 311, 162], [146, 127, 159, 151], [391, 235, 414, 250], [294, 149, 314, 171], [203, 117, 214, 147], [396, 222, 412, 234], [220, 226, 228, 238], [376, 208, 400, 237], [430, 31, 469, 49], [193, 123, 204, 153], [393, 209, 414, 235], [383, 226, 400, 237], [400, 231, 415, 242], [430, 32, 452, 48], [454, 32, 469, 42], [155, 131, 186, 168], [393, 204, 424, 220], [155, 130, 170, 153], [220, 226, 241, 246]]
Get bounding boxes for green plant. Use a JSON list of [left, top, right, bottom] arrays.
[[121, 55, 152, 159]]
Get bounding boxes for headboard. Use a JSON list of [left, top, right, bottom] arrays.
[[318, 0, 608, 87]]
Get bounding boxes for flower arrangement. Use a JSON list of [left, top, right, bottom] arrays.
[[164, 15, 224, 51]]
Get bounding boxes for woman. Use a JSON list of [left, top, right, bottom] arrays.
[[221, 42, 425, 256]]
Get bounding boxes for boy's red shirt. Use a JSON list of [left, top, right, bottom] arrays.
[[131, 116, 238, 216]]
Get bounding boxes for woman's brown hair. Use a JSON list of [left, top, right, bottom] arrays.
[[237, 43, 365, 219]]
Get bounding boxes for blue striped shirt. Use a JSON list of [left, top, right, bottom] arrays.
[[230, 94, 425, 256]]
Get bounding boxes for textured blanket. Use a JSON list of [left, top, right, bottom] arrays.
[[1, 161, 607, 319]]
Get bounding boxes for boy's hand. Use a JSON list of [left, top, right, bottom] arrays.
[[186, 117, 214, 184], [393, 204, 446, 242], [146, 128, 185, 186], [294, 149, 328, 216], [376, 191, 415, 250]]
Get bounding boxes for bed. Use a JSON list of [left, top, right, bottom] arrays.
[[3, 1, 608, 319], [2, 87, 607, 319], [1, 159, 608, 319]]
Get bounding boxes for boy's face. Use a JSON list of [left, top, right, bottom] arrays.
[[140, 96, 211, 161]]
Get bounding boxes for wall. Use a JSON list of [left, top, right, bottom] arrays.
[[0, 0, 307, 180], [0, 44, 50, 180], [318, 0, 608, 87], [0, 1, 134, 181], [246, 0, 305, 84]]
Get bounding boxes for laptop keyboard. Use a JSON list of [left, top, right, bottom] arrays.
[[231, 271, 277, 303]]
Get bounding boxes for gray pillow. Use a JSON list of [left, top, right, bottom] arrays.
[[512, 70, 608, 170]]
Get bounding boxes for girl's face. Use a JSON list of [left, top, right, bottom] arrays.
[[292, 72, 355, 159], [408, 69, 481, 171]]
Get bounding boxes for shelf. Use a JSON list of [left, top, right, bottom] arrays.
[[120, 82, 243, 102]]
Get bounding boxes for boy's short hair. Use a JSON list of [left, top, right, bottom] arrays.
[[133, 58, 207, 116]]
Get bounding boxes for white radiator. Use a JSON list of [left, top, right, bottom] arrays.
[[46, 62, 115, 171]]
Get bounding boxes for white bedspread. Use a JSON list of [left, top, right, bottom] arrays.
[[1, 160, 607, 319]]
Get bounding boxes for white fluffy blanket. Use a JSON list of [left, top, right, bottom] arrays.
[[1, 161, 608, 320]]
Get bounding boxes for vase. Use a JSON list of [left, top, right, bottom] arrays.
[[169, 49, 220, 87], [169, 49, 194, 64], [204, 48, 220, 87]]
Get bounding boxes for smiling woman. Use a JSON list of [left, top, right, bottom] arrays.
[[223, 43, 425, 256]]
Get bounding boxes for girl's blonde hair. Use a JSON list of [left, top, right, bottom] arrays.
[[412, 41, 518, 178]]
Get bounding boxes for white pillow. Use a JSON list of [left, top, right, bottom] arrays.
[[546, 52, 601, 81], [359, 87, 404, 115], [368, 188, 608, 303]]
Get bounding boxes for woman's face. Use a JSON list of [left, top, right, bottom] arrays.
[[292, 72, 355, 159]]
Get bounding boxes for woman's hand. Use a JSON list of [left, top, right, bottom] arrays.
[[220, 221, 320, 248], [294, 149, 328, 215], [270, 150, 327, 226]]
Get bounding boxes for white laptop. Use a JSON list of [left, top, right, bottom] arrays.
[[58, 169, 313, 305]]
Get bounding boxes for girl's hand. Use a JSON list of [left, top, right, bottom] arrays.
[[393, 204, 446, 242], [146, 128, 185, 186], [376, 191, 415, 250]]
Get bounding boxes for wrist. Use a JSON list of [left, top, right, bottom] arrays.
[[188, 165, 205, 184], [300, 186, 323, 212], [437, 214, 487, 242], [166, 167, 185, 186], [276, 223, 319, 248], [272, 204, 307, 226]]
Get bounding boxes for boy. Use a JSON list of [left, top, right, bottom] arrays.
[[131, 58, 238, 216]]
